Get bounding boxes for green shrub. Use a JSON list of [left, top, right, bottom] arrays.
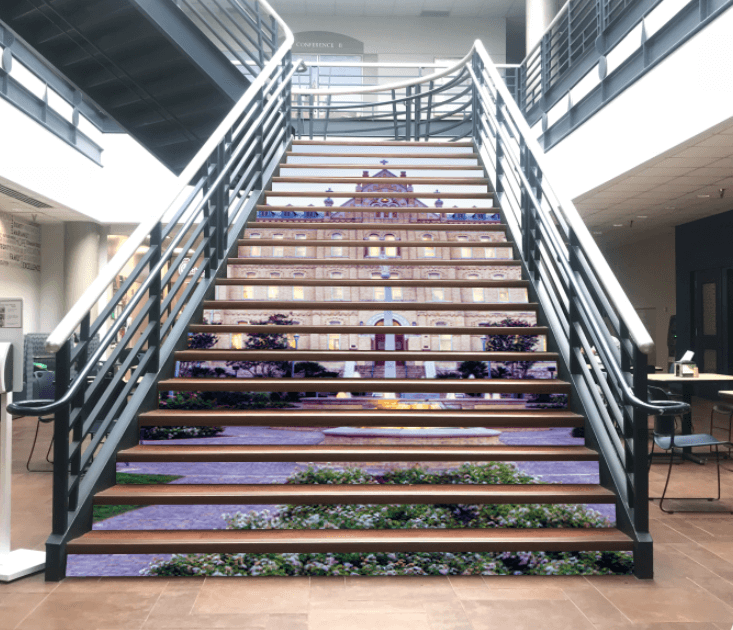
[[142, 463, 632, 577]]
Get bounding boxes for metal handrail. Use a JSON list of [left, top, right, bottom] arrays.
[[42, 0, 291, 356]]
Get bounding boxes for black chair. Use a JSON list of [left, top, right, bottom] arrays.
[[648, 385, 731, 514], [26, 371, 55, 472]]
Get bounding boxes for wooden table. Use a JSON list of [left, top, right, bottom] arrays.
[[719, 390, 733, 403], [648, 373, 733, 463]]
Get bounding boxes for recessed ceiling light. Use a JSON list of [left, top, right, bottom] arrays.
[[697, 194, 711, 198], [665, 206, 675, 210], [592, 231, 603, 235], [637, 215, 648, 218], [613, 224, 623, 227]]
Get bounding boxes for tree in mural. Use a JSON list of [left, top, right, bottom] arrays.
[[484, 317, 539, 379], [226, 313, 295, 378]]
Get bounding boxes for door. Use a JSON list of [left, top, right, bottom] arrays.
[[692, 269, 722, 373], [373, 333, 405, 366]]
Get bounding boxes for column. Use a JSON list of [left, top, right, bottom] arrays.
[[64, 222, 102, 314], [526, 0, 562, 51]]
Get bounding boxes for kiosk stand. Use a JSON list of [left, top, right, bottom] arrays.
[[0, 298, 46, 582]]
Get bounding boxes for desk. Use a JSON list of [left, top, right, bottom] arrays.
[[648, 373, 733, 464], [719, 390, 733, 403]]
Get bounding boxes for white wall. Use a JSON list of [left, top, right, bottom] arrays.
[[0, 265, 40, 332], [281, 16, 506, 63], [0, 99, 180, 226], [543, 5, 733, 199], [600, 233, 676, 368]]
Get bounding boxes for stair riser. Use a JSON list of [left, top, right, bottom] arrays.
[[67, 540, 633, 554], [118, 454, 598, 463], [141, 418, 576, 428]]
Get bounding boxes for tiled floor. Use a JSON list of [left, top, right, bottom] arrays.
[[3, 399, 733, 630]]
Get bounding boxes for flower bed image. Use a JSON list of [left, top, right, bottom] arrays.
[[142, 463, 632, 577]]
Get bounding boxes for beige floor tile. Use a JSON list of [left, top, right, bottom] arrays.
[[423, 601, 474, 630], [453, 586, 567, 600], [0, 593, 49, 630], [562, 584, 631, 629], [308, 610, 429, 630], [0, 572, 58, 594], [16, 590, 161, 630], [193, 577, 310, 615], [480, 574, 590, 589], [309, 598, 428, 612], [55, 577, 170, 593], [600, 587, 733, 624], [343, 576, 455, 601], [688, 576, 733, 608], [461, 598, 596, 630], [696, 541, 733, 564], [265, 613, 308, 630]]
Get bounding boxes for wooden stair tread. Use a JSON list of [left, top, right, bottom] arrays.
[[157, 378, 570, 394], [286, 152, 478, 159], [272, 177, 489, 185], [138, 409, 582, 428], [237, 238, 511, 247], [280, 164, 484, 170], [118, 444, 598, 463], [203, 300, 534, 310], [215, 279, 525, 288], [188, 325, 546, 335], [174, 350, 558, 362], [248, 222, 507, 231], [267, 191, 492, 200], [94, 483, 615, 505], [225, 259, 518, 267], [256, 205, 494, 213], [68, 527, 634, 554], [292, 140, 476, 147]]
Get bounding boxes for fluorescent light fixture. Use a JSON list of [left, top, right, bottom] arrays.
[[613, 224, 623, 227], [697, 194, 710, 198]]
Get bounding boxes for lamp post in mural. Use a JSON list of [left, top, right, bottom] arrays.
[[291, 334, 300, 379]]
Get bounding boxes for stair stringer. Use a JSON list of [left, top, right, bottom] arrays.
[[44, 140, 291, 581]]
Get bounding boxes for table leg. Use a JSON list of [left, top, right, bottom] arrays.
[[680, 383, 705, 465]]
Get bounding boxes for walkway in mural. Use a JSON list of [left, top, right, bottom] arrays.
[[67, 425, 613, 577]]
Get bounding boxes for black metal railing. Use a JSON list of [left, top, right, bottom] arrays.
[[7, 1, 296, 580], [508, 0, 733, 149], [469, 40, 687, 579]]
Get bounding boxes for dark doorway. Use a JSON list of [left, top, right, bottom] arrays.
[[692, 268, 722, 373]]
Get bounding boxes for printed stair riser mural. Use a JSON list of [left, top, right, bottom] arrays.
[[67, 170, 620, 577]]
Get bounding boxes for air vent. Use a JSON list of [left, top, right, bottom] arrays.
[[420, 10, 450, 17], [0, 184, 52, 209]]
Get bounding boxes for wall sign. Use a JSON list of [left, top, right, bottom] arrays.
[[291, 31, 364, 54], [0, 299, 22, 328], [0, 210, 41, 272]]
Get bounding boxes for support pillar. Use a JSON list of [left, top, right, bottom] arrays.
[[526, 0, 562, 51], [64, 222, 101, 316]]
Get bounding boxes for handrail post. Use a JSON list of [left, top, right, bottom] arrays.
[[284, 51, 293, 140], [51, 340, 71, 536], [568, 232, 582, 377], [67, 314, 88, 512], [255, 86, 265, 190], [632, 344, 652, 578], [148, 223, 162, 373]]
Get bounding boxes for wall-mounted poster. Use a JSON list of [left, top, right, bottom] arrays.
[[0, 299, 22, 328], [0, 210, 41, 273]]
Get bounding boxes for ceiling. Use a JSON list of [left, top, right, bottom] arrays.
[[0, 175, 90, 224], [269, 0, 526, 19], [574, 116, 733, 247]]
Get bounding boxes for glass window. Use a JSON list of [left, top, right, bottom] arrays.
[[273, 246, 284, 257], [295, 233, 306, 239], [267, 286, 278, 299], [328, 334, 341, 350], [473, 288, 484, 302], [242, 286, 253, 299], [250, 245, 261, 257], [384, 234, 397, 258], [484, 248, 496, 258], [293, 286, 305, 300], [273, 233, 284, 239], [392, 287, 403, 301], [498, 288, 510, 302], [331, 271, 343, 279], [422, 234, 436, 258], [428, 272, 441, 279], [367, 234, 380, 258], [296, 246, 307, 257], [461, 247, 473, 259], [432, 288, 445, 302], [440, 334, 452, 351], [374, 287, 386, 301], [332, 286, 344, 300]]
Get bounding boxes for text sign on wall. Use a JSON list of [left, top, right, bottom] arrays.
[[292, 31, 364, 54], [0, 210, 41, 273]]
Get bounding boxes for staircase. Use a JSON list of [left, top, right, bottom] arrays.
[[0, 0, 258, 173], [8, 29, 671, 580], [64, 139, 634, 564]]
